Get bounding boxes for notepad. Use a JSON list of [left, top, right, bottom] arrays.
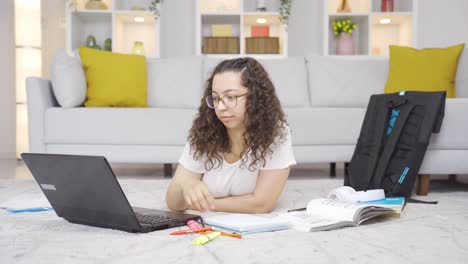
[[203, 213, 289, 234]]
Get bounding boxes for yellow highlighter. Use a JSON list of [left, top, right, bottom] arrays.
[[193, 231, 221, 246]]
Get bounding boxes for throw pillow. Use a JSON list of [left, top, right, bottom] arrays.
[[385, 43, 465, 98], [79, 46, 147, 107], [51, 49, 87, 108]]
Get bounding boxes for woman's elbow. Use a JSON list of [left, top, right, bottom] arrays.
[[253, 200, 276, 214]]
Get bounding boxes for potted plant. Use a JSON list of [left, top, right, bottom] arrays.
[[332, 19, 357, 55], [279, 0, 292, 26], [149, 0, 163, 20]]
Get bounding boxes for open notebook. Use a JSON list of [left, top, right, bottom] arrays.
[[203, 213, 289, 234]]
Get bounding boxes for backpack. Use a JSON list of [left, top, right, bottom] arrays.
[[345, 91, 446, 199]]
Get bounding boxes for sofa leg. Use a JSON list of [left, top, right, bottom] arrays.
[[164, 163, 172, 177], [416, 174, 430, 196], [330, 163, 336, 178], [344, 162, 349, 177], [448, 174, 457, 184]]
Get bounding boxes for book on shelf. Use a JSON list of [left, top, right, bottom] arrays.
[[251, 25, 270, 37], [276, 198, 402, 232], [202, 213, 289, 234]]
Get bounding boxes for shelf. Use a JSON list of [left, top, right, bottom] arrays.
[[324, 0, 416, 56], [200, 0, 242, 13], [73, 0, 113, 11], [72, 11, 112, 22], [67, 0, 160, 57], [113, 0, 152, 11], [113, 12, 158, 56], [69, 11, 112, 51], [197, 0, 287, 57]]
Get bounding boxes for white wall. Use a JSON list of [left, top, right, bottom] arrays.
[[0, 0, 16, 159], [42, 0, 66, 78], [417, 0, 468, 48], [287, 0, 323, 56]]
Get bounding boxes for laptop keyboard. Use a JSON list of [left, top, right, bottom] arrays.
[[135, 213, 176, 226]]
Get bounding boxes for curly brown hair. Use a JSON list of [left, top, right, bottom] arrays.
[[188, 57, 288, 171]]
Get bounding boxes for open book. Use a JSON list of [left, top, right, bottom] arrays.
[[359, 197, 406, 214], [277, 198, 397, 232]]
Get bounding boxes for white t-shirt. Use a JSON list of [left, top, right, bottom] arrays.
[[178, 127, 296, 198]]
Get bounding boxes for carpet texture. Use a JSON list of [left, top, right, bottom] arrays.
[[1, 178, 467, 264]]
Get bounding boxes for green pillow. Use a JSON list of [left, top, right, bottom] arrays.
[[385, 44, 465, 98], [79, 47, 147, 107]]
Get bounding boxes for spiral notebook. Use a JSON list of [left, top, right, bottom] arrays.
[[202, 213, 289, 234]]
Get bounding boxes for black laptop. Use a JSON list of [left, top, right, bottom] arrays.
[[21, 153, 202, 233]]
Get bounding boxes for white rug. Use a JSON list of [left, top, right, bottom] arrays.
[[1, 177, 468, 264]]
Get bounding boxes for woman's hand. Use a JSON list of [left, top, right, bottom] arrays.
[[182, 180, 215, 213]]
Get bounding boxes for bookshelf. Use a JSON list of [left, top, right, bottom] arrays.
[[66, 0, 160, 58], [196, 0, 288, 58], [324, 0, 417, 56]]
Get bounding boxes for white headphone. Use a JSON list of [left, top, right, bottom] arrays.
[[327, 186, 385, 203]]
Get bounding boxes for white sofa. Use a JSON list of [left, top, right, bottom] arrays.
[[26, 52, 468, 194]]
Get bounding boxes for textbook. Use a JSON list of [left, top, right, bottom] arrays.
[[277, 198, 397, 232], [202, 213, 290, 234], [359, 197, 406, 214]]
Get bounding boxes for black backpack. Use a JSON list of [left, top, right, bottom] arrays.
[[345, 91, 446, 199]]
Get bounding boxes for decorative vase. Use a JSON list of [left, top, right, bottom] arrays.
[[104, 38, 112, 51], [337, 0, 351, 13], [256, 0, 267, 12], [85, 35, 96, 48], [85, 0, 108, 10], [132, 41, 145, 55], [335, 33, 355, 55]]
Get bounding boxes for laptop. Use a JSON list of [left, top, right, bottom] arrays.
[[21, 153, 202, 233]]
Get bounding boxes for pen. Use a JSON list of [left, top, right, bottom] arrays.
[[170, 227, 213, 235], [287, 207, 306, 212]]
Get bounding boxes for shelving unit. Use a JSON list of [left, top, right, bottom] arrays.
[[67, 0, 160, 58], [196, 0, 288, 58], [324, 0, 417, 56]]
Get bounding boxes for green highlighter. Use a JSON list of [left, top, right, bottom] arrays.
[[193, 232, 221, 246]]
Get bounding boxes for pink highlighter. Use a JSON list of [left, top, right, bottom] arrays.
[[187, 220, 203, 230]]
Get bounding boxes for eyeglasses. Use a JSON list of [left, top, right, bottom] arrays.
[[205, 93, 249, 109]]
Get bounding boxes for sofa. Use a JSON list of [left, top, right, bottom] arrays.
[[26, 52, 468, 194]]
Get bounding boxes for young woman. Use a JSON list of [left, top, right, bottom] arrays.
[[166, 57, 296, 214]]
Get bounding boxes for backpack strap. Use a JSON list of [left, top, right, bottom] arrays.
[[406, 198, 438, 204], [369, 96, 415, 189]]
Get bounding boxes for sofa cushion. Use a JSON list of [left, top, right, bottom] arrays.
[[147, 56, 204, 108], [306, 54, 388, 108], [51, 49, 86, 108], [44, 108, 197, 145], [385, 44, 465, 98], [284, 108, 365, 145], [428, 98, 468, 149], [79, 47, 147, 107], [456, 48, 468, 98], [203, 57, 310, 107]]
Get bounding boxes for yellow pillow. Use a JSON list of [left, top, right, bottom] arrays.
[[79, 47, 147, 107], [385, 44, 465, 98]]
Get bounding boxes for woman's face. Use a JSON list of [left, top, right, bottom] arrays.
[[211, 71, 249, 131]]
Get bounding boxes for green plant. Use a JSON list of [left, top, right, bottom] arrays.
[[149, 0, 163, 20], [332, 19, 357, 35], [279, 0, 292, 25]]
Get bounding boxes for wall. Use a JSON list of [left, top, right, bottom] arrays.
[[0, 0, 16, 159], [417, 0, 468, 48], [42, 0, 66, 78]]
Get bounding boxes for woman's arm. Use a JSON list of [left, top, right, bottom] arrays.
[[213, 168, 290, 214], [166, 164, 215, 212]]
